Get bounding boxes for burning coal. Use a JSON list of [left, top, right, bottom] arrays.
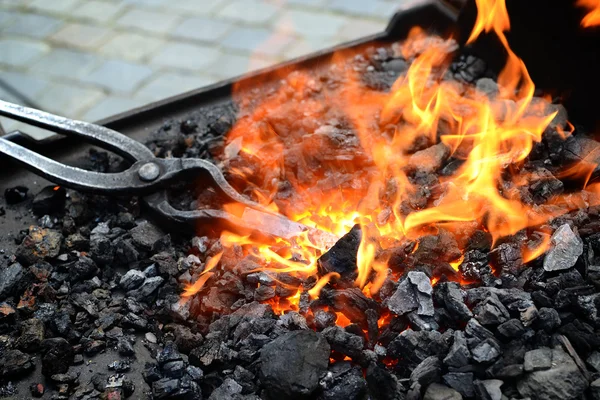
[[181, 0, 600, 313]]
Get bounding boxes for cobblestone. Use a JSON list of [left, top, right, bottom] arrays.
[[0, 0, 407, 128]]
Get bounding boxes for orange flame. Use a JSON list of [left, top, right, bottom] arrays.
[[181, 0, 600, 309], [578, 0, 600, 27]]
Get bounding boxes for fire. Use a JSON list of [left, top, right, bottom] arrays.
[[182, 0, 600, 317], [579, 0, 600, 27]]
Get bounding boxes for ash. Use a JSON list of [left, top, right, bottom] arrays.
[[1, 39, 600, 400]]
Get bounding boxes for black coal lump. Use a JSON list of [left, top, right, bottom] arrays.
[[4, 185, 28, 204]]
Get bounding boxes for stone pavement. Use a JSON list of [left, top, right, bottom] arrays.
[[0, 0, 423, 139]]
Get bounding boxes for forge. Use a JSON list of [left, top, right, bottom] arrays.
[[1, 1, 600, 399]]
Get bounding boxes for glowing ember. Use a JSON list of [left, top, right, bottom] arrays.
[[578, 0, 600, 27], [183, 0, 600, 316]]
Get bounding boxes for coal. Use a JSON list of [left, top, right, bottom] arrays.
[[473, 294, 510, 326], [209, 378, 243, 399], [443, 372, 474, 398], [365, 363, 403, 400], [322, 326, 365, 359], [0, 262, 26, 300], [474, 379, 503, 400], [388, 329, 451, 366], [130, 221, 164, 251], [496, 318, 526, 339], [0, 349, 35, 378], [423, 383, 461, 400], [16, 317, 45, 352], [386, 271, 434, 316], [41, 337, 74, 377], [544, 224, 583, 272], [4, 185, 28, 204], [32, 185, 66, 215], [119, 269, 146, 291], [434, 282, 472, 321], [127, 276, 164, 301], [16, 226, 63, 265], [523, 348, 552, 372], [517, 348, 588, 400], [471, 339, 501, 364], [320, 362, 368, 400], [410, 356, 441, 386], [318, 224, 361, 282], [260, 330, 330, 399], [444, 331, 471, 368]]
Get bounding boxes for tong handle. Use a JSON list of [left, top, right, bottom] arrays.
[[0, 100, 154, 162]]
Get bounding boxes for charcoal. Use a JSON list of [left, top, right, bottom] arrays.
[[535, 307, 561, 332], [387, 271, 434, 316], [90, 233, 114, 266], [260, 330, 330, 399], [122, 312, 148, 330], [588, 351, 600, 372], [523, 348, 552, 372], [254, 285, 276, 301], [494, 364, 524, 379], [32, 185, 66, 215], [314, 309, 337, 331], [408, 142, 450, 173], [325, 288, 379, 328], [278, 311, 309, 330], [471, 339, 501, 364], [130, 221, 164, 251], [163, 361, 186, 378], [465, 318, 496, 345], [407, 311, 438, 331], [459, 251, 490, 285], [490, 243, 522, 274], [143, 263, 159, 277], [0, 349, 34, 378], [186, 365, 204, 382], [152, 378, 180, 399], [319, 362, 367, 400], [544, 224, 583, 272], [157, 342, 183, 365], [119, 269, 146, 291], [41, 337, 74, 377], [84, 339, 106, 355], [16, 226, 62, 265], [528, 168, 564, 204], [143, 364, 162, 384], [413, 230, 462, 264], [517, 348, 588, 400], [30, 383, 45, 397], [365, 363, 403, 400], [71, 292, 99, 316], [189, 338, 235, 369], [114, 239, 139, 265], [4, 185, 28, 204], [127, 276, 164, 301], [67, 256, 98, 282], [317, 224, 361, 282], [474, 379, 503, 400], [444, 331, 471, 368], [0, 262, 26, 300], [323, 326, 364, 359], [388, 329, 451, 365], [423, 383, 461, 400], [443, 372, 474, 398], [117, 337, 135, 356], [172, 325, 203, 354], [209, 378, 243, 400], [434, 282, 472, 321], [496, 319, 525, 339], [16, 317, 45, 351], [473, 294, 510, 326], [410, 356, 441, 386]]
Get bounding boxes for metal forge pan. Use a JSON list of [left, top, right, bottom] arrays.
[[0, 0, 461, 259]]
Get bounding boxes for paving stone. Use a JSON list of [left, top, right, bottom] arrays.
[[168, 0, 231, 15], [28, 0, 83, 14], [70, 1, 127, 24], [35, 82, 104, 116], [282, 37, 338, 60], [50, 23, 112, 50], [135, 71, 215, 102], [150, 42, 220, 71], [82, 96, 147, 122], [275, 10, 347, 38], [337, 18, 386, 41], [81, 59, 154, 93], [221, 27, 294, 56], [205, 53, 275, 80], [3, 13, 63, 38], [0, 38, 49, 68], [172, 17, 232, 43], [98, 33, 164, 62], [117, 8, 180, 35], [0, 10, 19, 29], [218, 0, 279, 24], [0, 71, 49, 101], [29, 48, 102, 79], [330, 0, 391, 17]]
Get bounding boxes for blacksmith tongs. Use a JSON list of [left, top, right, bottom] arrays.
[[0, 100, 337, 246]]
